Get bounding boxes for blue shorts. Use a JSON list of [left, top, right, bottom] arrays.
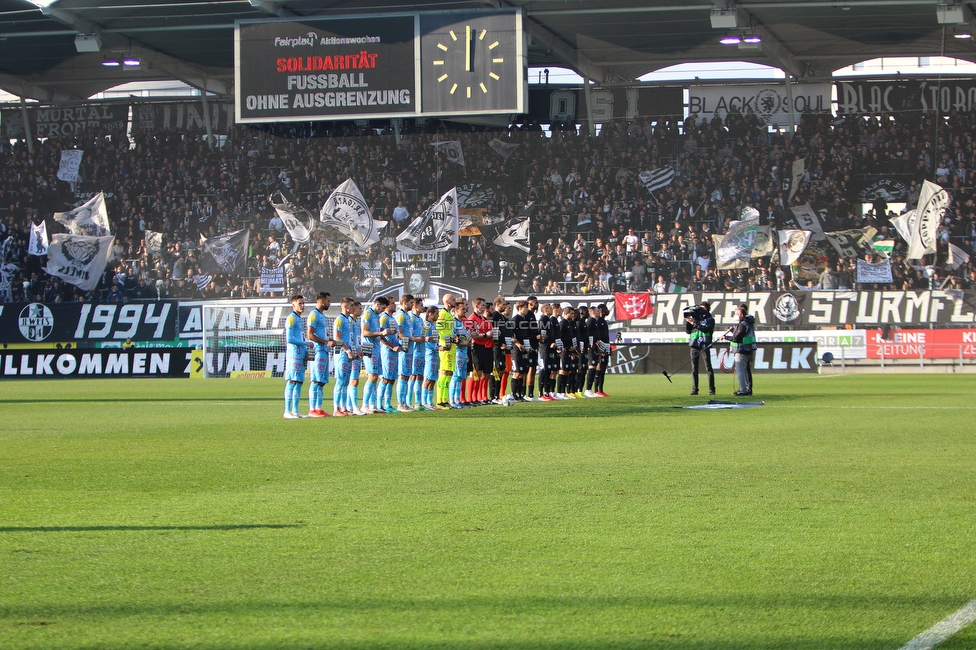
[[398, 350, 413, 378], [424, 353, 440, 382], [312, 344, 330, 384], [364, 344, 381, 375], [335, 354, 352, 383], [285, 347, 306, 383], [411, 344, 425, 376], [454, 354, 469, 380], [350, 358, 362, 378], [380, 347, 398, 381]]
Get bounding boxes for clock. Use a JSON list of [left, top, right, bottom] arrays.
[[420, 10, 525, 115]]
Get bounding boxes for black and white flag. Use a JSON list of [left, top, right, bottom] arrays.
[[778, 229, 812, 267], [144, 230, 163, 256], [492, 202, 532, 254], [53, 192, 111, 237], [638, 167, 675, 194], [908, 180, 946, 260], [28, 221, 49, 256], [488, 139, 519, 160], [431, 141, 465, 166], [45, 233, 115, 291], [198, 229, 249, 275], [57, 149, 84, 183], [397, 187, 459, 254], [788, 157, 806, 201], [269, 190, 313, 244], [319, 179, 386, 248], [946, 241, 971, 271]]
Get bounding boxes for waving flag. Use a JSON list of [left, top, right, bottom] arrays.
[[45, 233, 115, 291], [397, 187, 459, 254], [53, 192, 111, 237], [908, 180, 946, 260], [492, 203, 532, 254], [270, 190, 314, 244], [28, 221, 49, 256], [778, 229, 812, 267], [638, 167, 675, 194], [320, 179, 386, 248], [788, 157, 805, 201], [488, 139, 519, 160], [198, 230, 249, 275], [614, 293, 653, 320], [431, 140, 465, 166], [144, 230, 164, 256]]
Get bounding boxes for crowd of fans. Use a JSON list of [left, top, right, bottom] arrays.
[[2, 103, 976, 305]]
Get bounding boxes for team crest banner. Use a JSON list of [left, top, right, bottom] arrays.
[[320, 179, 386, 248], [778, 229, 812, 267], [53, 192, 111, 237], [688, 83, 831, 125], [45, 234, 115, 291], [396, 187, 459, 254]]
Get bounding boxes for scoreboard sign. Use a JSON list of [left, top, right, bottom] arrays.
[[235, 9, 525, 123]]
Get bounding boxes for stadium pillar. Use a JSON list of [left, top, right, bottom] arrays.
[[201, 91, 215, 150], [583, 80, 596, 138], [785, 75, 795, 138], [19, 96, 33, 155]]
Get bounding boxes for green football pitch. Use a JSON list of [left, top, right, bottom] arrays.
[[2, 374, 975, 649]]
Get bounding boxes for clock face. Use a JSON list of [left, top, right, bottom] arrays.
[[420, 10, 524, 115]]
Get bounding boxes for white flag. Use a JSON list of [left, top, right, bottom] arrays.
[[269, 190, 313, 244], [57, 150, 84, 183], [396, 187, 459, 254], [778, 229, 812, 267], [431, 141, 465, 166], [488, 139, 519, 160], [638, 167, 675, 194], [788, 157, 805, 201], [319, 179, 386, 248], [28, 221, 49, 256], [144, 230, 163, 256], [788, 204, 826, 242], [908, 180, 945, 260], [45, 233, 115, 291], [890, 210, 914, 244], [946, 242, 971, 270], [53, 192, 111, 237]]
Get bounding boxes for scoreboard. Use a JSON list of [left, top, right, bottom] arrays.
[[235, 10, 526, 123]]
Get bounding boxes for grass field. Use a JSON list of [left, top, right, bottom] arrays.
[[2, 373, 976, 649]]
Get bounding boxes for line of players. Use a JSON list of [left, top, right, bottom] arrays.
[[283, 292, 613, 418]]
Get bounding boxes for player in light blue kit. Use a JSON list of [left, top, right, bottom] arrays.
[[332, 297, 355, 416], [378, 300, 402, 413], [449, 299, 472, 408], [421, 306, 440, 410], [306, 291, 333, 417], [394, 294, 417, 412], [408, 298, 427, 409], [360, 296, 389, 414], [348, 301, 366, 416], [283, 294, 308, 419]]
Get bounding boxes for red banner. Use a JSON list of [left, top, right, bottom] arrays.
[[614, 293, 653, 320]]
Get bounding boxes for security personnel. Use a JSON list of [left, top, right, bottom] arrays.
[[684, 300, 716, 396]]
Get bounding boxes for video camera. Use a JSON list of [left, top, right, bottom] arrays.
[[683, 305, 707, 321]]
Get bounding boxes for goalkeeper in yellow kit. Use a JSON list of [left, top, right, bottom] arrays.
[[435, 293, 457, 408]]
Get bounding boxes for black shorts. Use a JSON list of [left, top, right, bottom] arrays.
[[473, 345, 493, 374], [512, 348, 530, 374], [527, 348, 539, 367], [587, 347, 606, 366], [560, 350, 577, 371]]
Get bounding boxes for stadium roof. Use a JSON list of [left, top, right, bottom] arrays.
[[1, 0, 975, 103]]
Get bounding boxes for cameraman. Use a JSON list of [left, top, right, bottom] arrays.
[[684, 301, 715, 396]]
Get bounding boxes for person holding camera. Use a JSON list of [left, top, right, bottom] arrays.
[[724, 303, 757, 396], [684, 301, 716, 396]]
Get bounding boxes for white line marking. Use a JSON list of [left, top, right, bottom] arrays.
[[899, 600, 976, 650], [765, 406, 976, 410]]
